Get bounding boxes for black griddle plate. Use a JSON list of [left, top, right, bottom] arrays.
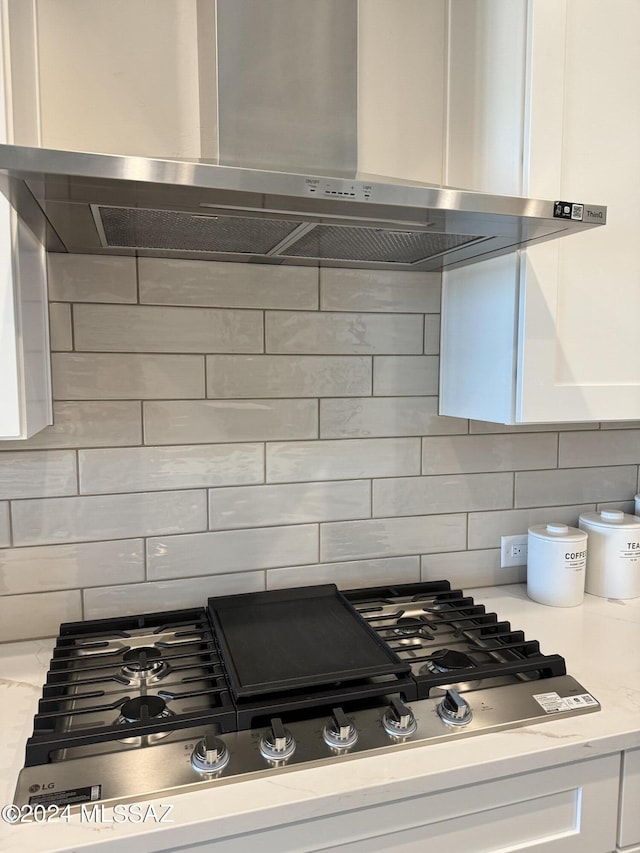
[[207, 585, 410, 699]]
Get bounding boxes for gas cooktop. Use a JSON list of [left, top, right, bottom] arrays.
[[13, 581, 600, 810]]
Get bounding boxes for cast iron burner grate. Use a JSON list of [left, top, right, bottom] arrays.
[[24, 608, 236, 767], [345, 583, 567, 699]]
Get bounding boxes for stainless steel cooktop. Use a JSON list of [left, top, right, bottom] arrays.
[[14, 582, 600, 810]]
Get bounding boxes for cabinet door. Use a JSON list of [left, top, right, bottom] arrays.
[[516, 0, 640, 422], [441, 0, 640, 424], [619, 748, 640, 849], [166, 754, 620, 853], [0, 0, 52, 439], [440, 0, 530, 424], [0, 208, 51, 439]]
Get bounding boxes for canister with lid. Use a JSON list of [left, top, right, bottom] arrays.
[[527, 523, 588, 607], [578, 510, 640, 599]]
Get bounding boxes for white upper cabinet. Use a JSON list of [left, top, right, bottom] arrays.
[[440, 0, 640, 423], [357, 0, 446, 184], [35, 0, 201, 159], [0, 0, 51, 439]]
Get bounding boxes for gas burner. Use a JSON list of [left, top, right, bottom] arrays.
[[421, 649, 476, 674], [116, 695, 175, 745], [121, 646, 167, 683], [117, 695, 173, 725], [391, 617, 434, 639]]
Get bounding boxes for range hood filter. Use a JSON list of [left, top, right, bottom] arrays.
[[281, 224, 486, 265], [95, 207, 303, 256], [94, 205, 487, 265]]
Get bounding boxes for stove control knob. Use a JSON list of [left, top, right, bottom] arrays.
[[191, 733, 230, 774], [259, 717, 296, 762], [437, 689, 473, 727], [323, 706, 358, 750], [382, 696, 417, 738]]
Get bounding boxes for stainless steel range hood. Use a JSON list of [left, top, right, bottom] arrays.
[[0, 1, 606, 273]]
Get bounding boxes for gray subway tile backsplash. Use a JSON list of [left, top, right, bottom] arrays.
[[265, 310, 424, 354], [12, 490, 208, 546], [209, 480, 370, 530], [424, 314, 440, 356], [373, 473, 513, 517], [49, 303, 73, 351], [319, 268, 441, 313], [319, 397, 465, 438], [79, 443, 264, 494], [372, 356, 440, 396], [52, 353, 206, 400], [0, 503, 9, 547], [266, 438, 421, 482], [0, 450, 77, 500], [467, 504, 595, 550], [1, 254, 638, 641], [421, 549, 525, 588], [0, 539, 144, 594], [73, 304, 264, 353], [320, 514, 467, 562], [0, 590, 82, 642], [558, 429, 640, 467], [206, 355, 371, 398], [48, 254, 137, 303], [422, 433, 558, 475], [267, 556, 421, 590], [514, 466, 638, 508], [139, 257, 318, 310], [144, 399, 318, 445], [147, 525, 319, 579], [0, 402, 142, 450], [83, 572, 266, 620]]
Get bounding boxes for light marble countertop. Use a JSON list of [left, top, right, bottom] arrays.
[[1, 583, 639, 853]]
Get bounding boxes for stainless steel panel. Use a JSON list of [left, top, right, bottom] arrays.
[[0, 145, 606, 271], [216, 0, 357, 176], [14, 675, 599, 809]]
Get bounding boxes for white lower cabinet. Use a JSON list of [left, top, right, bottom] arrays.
[[170, 753, 620, 853], [618, 748, 640, 850]]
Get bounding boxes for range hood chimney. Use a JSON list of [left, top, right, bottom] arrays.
[[0, 0, 606, 272]]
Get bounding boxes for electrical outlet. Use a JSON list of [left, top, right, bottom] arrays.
[[500, 534, 528, 568]]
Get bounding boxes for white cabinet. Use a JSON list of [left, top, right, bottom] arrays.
[[0, 210, 51, 439], [619, 748, 640, 850], [0, 1, 51, 439], [440, 0, 640, 424], [162, 753, 620, 852]]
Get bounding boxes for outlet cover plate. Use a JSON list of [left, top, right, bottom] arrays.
[[500, 534, 528, 568]]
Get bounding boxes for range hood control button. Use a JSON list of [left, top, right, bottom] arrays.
[[437, 689, 473, 726], [382, 696, 417, 738], [322, 707, 358, 750], [191, 733, 230, 774], [259, 717, 296, 762]]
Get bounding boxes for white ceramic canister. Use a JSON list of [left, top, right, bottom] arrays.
[[527, 523, 588, 607], [578, 510, 640, 599]]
